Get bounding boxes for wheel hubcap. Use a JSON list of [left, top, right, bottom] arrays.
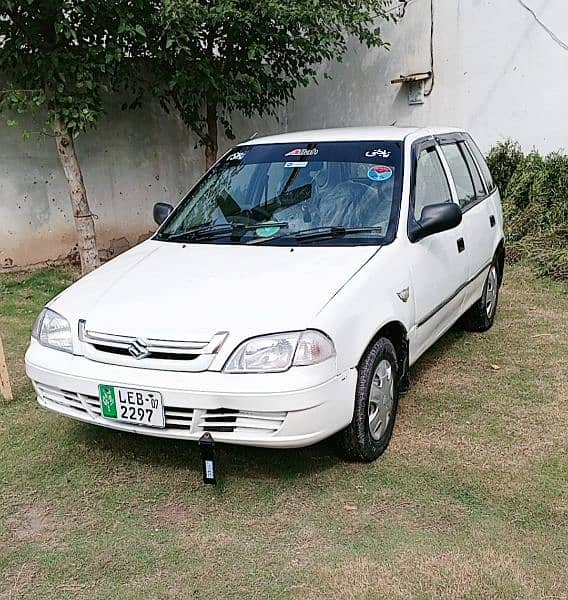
[[486, 266, 498, 318], [368, 359, 394, 441]]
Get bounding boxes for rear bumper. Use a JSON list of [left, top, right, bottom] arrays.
[[25, 341, 357, 448]]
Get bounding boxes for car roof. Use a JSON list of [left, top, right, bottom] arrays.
[[239, 126, 465, 145]]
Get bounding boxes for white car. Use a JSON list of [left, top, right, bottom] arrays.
[[25, 126, 504, 461]]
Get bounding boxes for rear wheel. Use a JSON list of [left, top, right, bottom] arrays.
[[338, 337, 400, 462], [462, 260, 500, 332]]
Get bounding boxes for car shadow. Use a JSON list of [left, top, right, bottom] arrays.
[[71, 421, 342, 483], [410, 326, 468, 382]]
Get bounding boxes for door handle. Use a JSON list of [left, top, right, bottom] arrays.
[[489, 215, 496, 228], [457, 238, 465, 253]]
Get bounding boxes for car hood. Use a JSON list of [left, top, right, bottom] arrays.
[[51, 240, 379, 342]]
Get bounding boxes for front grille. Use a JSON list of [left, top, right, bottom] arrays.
[[78, 320, 228, 372], [35, 383, 88, 414], [92, 344, 199, 361], [35, 384, 284, 436], [197, 408, 287, 434]]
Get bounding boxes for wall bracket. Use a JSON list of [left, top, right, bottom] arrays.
[[391, 72, 432, 105]]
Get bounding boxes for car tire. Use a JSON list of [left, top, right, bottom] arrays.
[[461, 259, 500, 332], [338, 337, 400, 462]]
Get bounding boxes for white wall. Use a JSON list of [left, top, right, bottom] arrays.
[[286, 0, 568, 153], [1, 0, 567, 269]]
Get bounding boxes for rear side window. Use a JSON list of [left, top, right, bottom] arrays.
[[413, 147, 453, 220], [440, 143, 476, 209], [460, 142, 486, 199], [465, 137, 496, 192]]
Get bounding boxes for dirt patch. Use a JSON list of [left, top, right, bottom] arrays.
[[5, 501, 59, 545], [289, 525, 326, 568], [155, 500, 202, 529], [0, 563, 37, 600]]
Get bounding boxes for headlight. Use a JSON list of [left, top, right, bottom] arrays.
[[223, 330, 335, 373], [32, 308, 73, 353]]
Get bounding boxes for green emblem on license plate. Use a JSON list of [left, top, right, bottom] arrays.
[[99, 385, 117, 418]]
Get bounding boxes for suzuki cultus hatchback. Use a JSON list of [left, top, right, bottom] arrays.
[[26, 127, 504, 461]]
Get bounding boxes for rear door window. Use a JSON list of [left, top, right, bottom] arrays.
[[440, 143, 476, 209], [460, 142, 486, 199], [465, 136, 496, 192]]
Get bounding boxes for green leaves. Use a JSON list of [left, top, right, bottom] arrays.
[[1, 0, 395, 159], [150, 0, 393, 156], [0, 0, 150, 137]]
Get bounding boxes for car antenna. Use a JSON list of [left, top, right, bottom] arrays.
[[247, 132, 258, 141]]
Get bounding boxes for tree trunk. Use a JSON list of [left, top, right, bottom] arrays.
[[54, 118, 100, 274], [204, 101, 218, 170]]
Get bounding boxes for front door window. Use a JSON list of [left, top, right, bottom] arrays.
[[413, 147, 453, 221]]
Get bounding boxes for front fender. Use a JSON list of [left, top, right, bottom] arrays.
[[311, 243, 413, 373]]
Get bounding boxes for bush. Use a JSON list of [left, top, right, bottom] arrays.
[[486, 140, 525, 196], [486, 141, 568, 281]]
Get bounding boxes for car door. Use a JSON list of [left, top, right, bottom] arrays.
[[407, 139, 469, 362], [438, 134, 497, 309]]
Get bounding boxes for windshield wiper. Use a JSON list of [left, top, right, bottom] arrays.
[[250, 226, 384, 245], [164, 221, 288, 242], [296, 226, 383, 241], [160, 221, 215, 241]]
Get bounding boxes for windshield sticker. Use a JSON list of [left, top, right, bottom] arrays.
[[365, 149, 392, 158], [368, 165, 393, 182], [256, 225, 281, 238], [285, 148, 319, 157], [227, 151, 246, 161], [284, 161, 308, 168]]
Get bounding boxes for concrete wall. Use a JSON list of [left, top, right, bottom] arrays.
[[1, 0, 567, 270], [0, 103, 239, 270]]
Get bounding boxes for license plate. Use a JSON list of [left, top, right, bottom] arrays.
[[98, 384, 165, 428]]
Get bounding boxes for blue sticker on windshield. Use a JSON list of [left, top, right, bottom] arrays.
[[256, 226, 281, 238], [284, 161, 308, 168], [368, 165, 393, 182]]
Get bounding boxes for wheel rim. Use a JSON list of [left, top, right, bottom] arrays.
[[485, 265, 498, 318], [368, 359, 394, 441]]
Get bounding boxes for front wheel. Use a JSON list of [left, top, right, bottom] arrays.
[[337, 337, 400, 462]]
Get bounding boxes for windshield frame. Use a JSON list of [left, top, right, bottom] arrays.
[[154, 139, 405, 247]]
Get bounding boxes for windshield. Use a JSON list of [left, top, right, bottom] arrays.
[[157, 140, 403, 245]]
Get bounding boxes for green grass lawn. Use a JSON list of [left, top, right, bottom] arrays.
[[1, 266, 566, 599]]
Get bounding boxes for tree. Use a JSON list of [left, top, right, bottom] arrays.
[[151, 0, 396, 169], [0, 1, 147, 274]]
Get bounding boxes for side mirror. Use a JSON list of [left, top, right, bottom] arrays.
[[409, 203, 462, 242], [153, 202, 173, 226]]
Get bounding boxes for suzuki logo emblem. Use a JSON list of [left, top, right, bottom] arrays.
[[128, 338, 150, 359]]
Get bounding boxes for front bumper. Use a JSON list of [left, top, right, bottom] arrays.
[[25, 341, 357, 448]]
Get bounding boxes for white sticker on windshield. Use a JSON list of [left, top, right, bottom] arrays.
[[284, 161, 308, 168], [227, 151, 246, 161], [365, 149, 391, 158], [285, 148, 318, 157]]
